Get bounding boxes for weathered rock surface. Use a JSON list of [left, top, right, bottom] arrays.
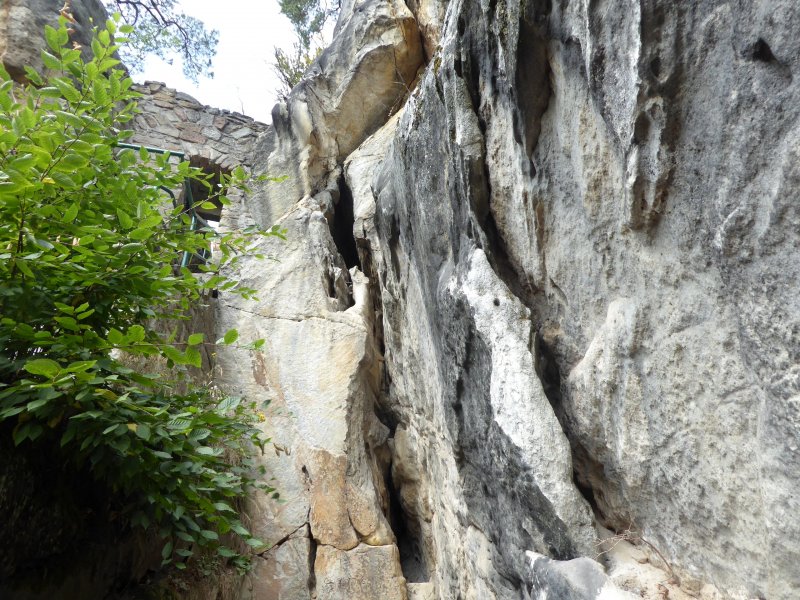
[[344, 0, 800, 597], [315, 543, 408, 600], [207, 0, 424, 598]]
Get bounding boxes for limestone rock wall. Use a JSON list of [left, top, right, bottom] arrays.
[[207, 1, 424, 598], [342, 0, 800, 598]]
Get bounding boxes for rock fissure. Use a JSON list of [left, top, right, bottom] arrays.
[[331, 175, 362, 270], [218, 302, 367, 330], [386, 451, 430, 583], [256, 523, 311, 557]]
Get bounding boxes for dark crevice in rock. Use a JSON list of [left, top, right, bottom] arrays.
[[534, 333, 563, 416], [515, 6, 553, 161], [256, 523, 310, 557], [534, 334, 629, 533], [357, 238, 385, 357], [385, 462, 429, 583], [307, 535, 318, 596], [534, 335, 605, 522], [480, 206, 539, 306], [570, 443, 615, 526], [374, 381, 399, 438], [357, 239, 398, 437], [331, 175, 361, 270], [750, 38, 777, 64]]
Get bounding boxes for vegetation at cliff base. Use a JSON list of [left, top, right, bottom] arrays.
[[0, 16, 281, 567]]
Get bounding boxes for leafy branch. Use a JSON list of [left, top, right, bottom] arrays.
[[103, 0, 219, 82], [0, 15, 283, 569]]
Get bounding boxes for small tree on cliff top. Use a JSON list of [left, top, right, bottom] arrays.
[[0, 15, 282, 567], [273, 0, 338, 98]]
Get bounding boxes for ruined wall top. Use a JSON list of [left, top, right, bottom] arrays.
[[130, 81, 269, 170]]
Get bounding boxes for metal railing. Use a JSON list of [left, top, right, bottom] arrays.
[[115, 143, 211, 270]]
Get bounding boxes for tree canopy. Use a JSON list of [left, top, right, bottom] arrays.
[[103, 0, 218, 83], [98, 0, 337, 99]]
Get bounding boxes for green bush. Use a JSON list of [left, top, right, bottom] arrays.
[[0, 16, 282, 568]]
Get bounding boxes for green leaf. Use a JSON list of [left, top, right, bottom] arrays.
[[27, 398, 52, 412], [50, 170, 76, 188], [162, 345, 186, 365], [111, 435, 131, 453], [24, 359, 61, 378], [135, 424, 151, 441], [200, 530, 219, 541], [66, 360, 96, 373], [141, 215, 162, 228], [196, 446, 219, 456], [52, 78, 81, 103], [62, 203, 80, 222], [92, 79, 109, 106], [188, 428, 211, 441], [54, 316, 79, 331], [187, 333, 204, 346], [129, 227, 152, 241], [213, 502, 235, 513], [59, 152, 89, 169], [217, 396, 241, 412], [13, 258, 35, 278], [185, 347, 202, 368], [161, 541, 173, 560], [41, 50, 62, 70], [44, 25, 61, 52], [127, 325, 145, 342], [117, 209, 133, 229], [223, 329, 238, 345]]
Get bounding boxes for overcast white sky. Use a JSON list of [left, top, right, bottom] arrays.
[[136, 0, 300, 124]]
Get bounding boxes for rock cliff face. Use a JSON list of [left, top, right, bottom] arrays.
[[3, 0, 800, 599], [244, 0, 800, 597]]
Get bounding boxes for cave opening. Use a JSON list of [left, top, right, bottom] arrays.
[[385, 470, 430, 583], [331, 176, 361, 270]]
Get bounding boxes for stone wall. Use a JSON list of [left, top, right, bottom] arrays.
[[129, 81, 267, 172]]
